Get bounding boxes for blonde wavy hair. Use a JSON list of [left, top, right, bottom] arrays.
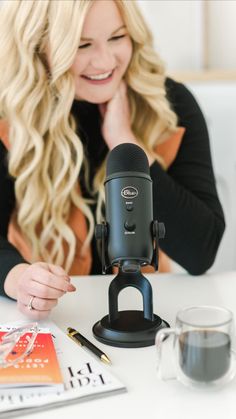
[[0, 0, 177, 272]]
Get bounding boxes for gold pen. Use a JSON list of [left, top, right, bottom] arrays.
[[67, 327, 111, 364]]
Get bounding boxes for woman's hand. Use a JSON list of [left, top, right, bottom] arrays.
[[99, 80, 154, 165], [6, 262, 76, 320], [98, 80, 136, 150]]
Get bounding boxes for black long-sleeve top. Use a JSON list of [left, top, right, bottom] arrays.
[[0, 78, 225, 296]]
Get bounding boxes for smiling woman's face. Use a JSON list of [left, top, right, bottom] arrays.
[[70, 0, 133, 103]]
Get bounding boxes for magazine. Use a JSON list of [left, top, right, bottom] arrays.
[[0, 322, 126, 418]]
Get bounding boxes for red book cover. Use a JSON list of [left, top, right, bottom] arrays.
[[0, 327, 64, 394]]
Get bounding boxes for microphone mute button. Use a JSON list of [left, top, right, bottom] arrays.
[[126, 203, 133, 211]]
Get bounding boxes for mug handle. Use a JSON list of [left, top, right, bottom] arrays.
[[155, 328, 177, 381]]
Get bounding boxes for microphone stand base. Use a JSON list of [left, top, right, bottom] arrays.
[[93, 310, 169, 348]]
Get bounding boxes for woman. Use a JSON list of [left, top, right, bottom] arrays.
[[0, 0, 225, 319]]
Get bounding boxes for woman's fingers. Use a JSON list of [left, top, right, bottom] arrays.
[[18, 289, 58, 320], [17, 301, 52, 320], [20, 263, 76, 296], [31, 296, 58, 311], [19, 292, 58, 311], [25, 280, 66, 299], [27, 263, 70, 288], [16, 262, 76, 319]]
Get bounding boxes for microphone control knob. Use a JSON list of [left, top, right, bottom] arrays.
[[124, 220, 136, 231]]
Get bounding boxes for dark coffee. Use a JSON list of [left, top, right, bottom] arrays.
[[179, 330, 231, 382]]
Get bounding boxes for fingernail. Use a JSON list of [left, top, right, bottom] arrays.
[[67, 284, 76, 292]]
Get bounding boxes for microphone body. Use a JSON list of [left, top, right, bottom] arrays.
[[105, 171, 153, 266], [103, 143, 155, 270]]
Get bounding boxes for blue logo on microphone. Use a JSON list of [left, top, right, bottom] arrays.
[[121, 186, 138, 199]]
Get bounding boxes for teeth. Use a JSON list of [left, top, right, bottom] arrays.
[[85, 71, 112, 80]]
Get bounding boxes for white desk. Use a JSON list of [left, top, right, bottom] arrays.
[[1, 271, 236, 419]]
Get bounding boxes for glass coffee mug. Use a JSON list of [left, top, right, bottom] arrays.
[[156, 306, 236, 389]]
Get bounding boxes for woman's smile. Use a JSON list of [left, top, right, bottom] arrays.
[[81, 69, 114, 84]]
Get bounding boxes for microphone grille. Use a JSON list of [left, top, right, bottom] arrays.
[[106, 143, 149, 176]]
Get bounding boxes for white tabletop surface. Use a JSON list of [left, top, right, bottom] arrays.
[[1, 271, 236, 419]]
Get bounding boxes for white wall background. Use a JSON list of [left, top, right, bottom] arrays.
[[137, 0, 236, 72], [137, 0, 236, 272], [186, 81, 236, 273], [207, 1, 236, 69]]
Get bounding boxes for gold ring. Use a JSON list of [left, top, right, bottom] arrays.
[[27, 296, 35, 311]]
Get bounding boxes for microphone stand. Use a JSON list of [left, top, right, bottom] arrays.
[[93, 221, 169, 348]]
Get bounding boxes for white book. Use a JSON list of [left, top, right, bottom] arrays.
[[0, 322, 126, 418]]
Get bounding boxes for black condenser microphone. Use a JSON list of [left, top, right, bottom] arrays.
[[96, 143, 164, 272], [106, 143, 153, 271], [93, 143, 168, 348]]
